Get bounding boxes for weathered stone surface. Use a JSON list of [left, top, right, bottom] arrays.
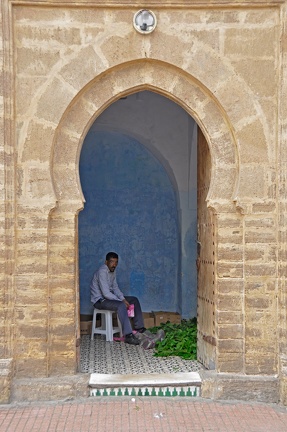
[[0, 0, 286, 405], [218, 245, 243, 261], [217, 339, 244, 353], [217, 353, 244, 373], [217, 293, 243, 312], [245, 354, 277, 375], [201, 371, 279, 404], [217, 311, 243, 325], [15, 357, 47, 379], [217, 324, 244, 339], [0, 359, 13, 404], [11, 374, 89, 402], [217, 262, 243, 278]]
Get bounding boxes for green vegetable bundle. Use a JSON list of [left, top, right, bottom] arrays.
[[149, 319, 197, 360]]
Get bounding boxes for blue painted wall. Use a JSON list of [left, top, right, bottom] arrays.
[[79, 130, 180, 315]]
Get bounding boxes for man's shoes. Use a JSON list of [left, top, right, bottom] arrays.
[[125, 333, 140, 345]]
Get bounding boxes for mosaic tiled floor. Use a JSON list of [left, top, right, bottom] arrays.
[[80, 335, 203, 374]]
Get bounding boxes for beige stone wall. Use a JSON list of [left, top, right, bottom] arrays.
[[0, 0, 4, 360], [1, 0, 286, 401], [0, 0, 5, 358], [279, 1, 287, 404], [1, 1, 14, 364]]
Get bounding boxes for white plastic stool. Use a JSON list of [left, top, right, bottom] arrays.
[[91, 308, 122, 342]]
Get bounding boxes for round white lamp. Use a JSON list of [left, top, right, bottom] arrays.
[[133, 9, 157, 34]]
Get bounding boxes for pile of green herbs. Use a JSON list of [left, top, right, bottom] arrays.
[[149, 318, 197, 360]]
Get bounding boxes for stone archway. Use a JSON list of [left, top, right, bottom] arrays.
[[3, 2, 280, 403], [52, 61, 239, 207], [48, 60, 240, 375]]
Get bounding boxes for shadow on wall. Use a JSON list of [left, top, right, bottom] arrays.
[[79, 130, 180, 315]]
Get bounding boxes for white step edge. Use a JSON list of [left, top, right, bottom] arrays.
[[89, 372, 201, 388]]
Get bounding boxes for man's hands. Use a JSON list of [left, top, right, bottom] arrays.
[[123, 298, 130, 309]]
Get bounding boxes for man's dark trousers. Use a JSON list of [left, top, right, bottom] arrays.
[[93, 296, 144, 336]]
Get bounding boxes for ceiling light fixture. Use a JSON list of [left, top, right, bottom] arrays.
[[133, 9, 157, 34]]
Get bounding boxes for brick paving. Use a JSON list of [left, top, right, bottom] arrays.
[[1, 397, 287, 431]]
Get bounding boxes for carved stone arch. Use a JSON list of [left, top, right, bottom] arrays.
[[52, 60, 239, 213], [48, 60, 241, 375]]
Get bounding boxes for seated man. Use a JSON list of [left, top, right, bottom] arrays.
[[90, 251, 146, 345]]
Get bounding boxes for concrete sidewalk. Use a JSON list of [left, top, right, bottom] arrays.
[[1, 397, 287, 432]]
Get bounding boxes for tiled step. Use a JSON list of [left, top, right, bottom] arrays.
[[89, 372, 201, 397]]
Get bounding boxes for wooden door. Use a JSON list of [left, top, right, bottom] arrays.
[[197, 127, 216, 369]]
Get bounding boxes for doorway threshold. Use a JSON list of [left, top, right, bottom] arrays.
[[81, 335, 203, 397], [89, 372, 201, 397]]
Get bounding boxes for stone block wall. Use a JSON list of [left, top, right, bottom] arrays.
[[279, 0, 287, 405], [0, 0, 286, 402], [0, 1, 5, 361]]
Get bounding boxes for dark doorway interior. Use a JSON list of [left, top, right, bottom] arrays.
[[79, 91, 198, 321]]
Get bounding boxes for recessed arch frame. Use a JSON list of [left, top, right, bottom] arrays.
[[47, 60, 240, 374], [51, 60, 239, 212]]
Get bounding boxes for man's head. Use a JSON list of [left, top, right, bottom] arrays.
[[105, 252, 118, 272]]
